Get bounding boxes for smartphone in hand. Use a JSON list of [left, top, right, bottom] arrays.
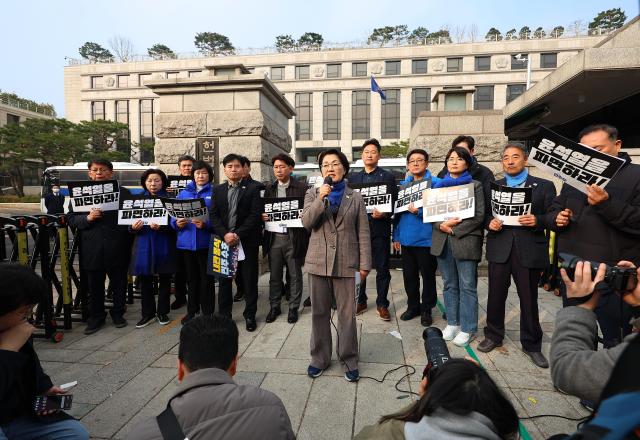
[[33, 394, 73, 412]]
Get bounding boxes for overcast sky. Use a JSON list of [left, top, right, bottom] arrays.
[[1, 0, 637, 117]]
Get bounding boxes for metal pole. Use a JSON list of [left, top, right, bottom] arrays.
[[526, 57, 532, 90]]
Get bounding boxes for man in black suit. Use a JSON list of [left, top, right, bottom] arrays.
[[211, 154, 263, 332], [478, 143, 556, 368], [437, 135, 495, 189]]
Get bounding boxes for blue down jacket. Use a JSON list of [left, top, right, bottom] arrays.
[[170, 181, 214, 251]]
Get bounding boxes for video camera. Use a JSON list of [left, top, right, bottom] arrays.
[[559, 253, 638, 293], [423, 327, 450, 377]]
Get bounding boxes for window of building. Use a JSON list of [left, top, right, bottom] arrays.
[[352, 90, 370, 139], [412, 59, 428, 74], [474, 86, 494, 110], [115, 100, 131, 156], [166, 71, 179, 79], [444, 93, 466, 111], [271, 66, 284, 80], [139, 73, 152, 85], [506, 84, 526, 103], [540, 52, 557, 68], [139, 99, 154, 163], [188, 70, 201, 78], [381, 89, 400, 138], [323, 92, 341, 140], [91, 76, 103, 89], [246, 67, 255, 73], [475, 56, 491, 71], [385, 60, 400, 75], [327, 64, 342, 78], [6, 114, 20, 125], [298, 147, 338, 163], [295, 65, 310, 79], [511, 54, 527, 70], [117, 75, 129, 88], [447, 58, 463, 72], [295, 93, 312, 141], [91, 101, 105, 120], [411, 88, 431, 126], [352, 62, 367, 77]]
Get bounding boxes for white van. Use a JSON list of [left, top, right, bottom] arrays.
[[349, 158, 408, 184]]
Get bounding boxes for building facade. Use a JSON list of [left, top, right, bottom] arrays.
[[64, 35, 605, 162]]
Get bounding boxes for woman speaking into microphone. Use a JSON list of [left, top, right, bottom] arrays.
[[302, 149, 371, 382]]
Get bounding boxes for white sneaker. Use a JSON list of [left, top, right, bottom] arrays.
[[453, 331, 475, 347], [442, 325, 461, 341]]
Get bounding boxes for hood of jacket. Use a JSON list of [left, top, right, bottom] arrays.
[[404, 409, 501, 440]]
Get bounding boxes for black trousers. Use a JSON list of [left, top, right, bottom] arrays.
[[86, 267, 127, 324], [139, 274, 171, 318], [182, 249, 215, 316], [358, 235, 391, 308], [219, 246, 259, 318], [485, 247, 543, 352], [174, 252, 188, 302], [401, 246, 438, 312]]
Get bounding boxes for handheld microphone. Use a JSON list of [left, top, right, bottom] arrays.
[[322, 176, 333, 207]]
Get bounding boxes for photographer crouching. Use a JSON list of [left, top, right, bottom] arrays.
[[551, 255, 640, 403], [354, 328, 519, 439]]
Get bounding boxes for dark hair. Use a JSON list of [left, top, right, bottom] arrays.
[[502, 142, 529, 158], [445, 146, 473, 170], [271, 153, 295, 168], [406, 148, 429, 162], [578, 124, 619, 142], [317, 148, 350, 174], [87, 158, 113, 171], [178, 315, 239, 372], [191, 161, 214, 183], [140, 168, 169, 192], [222, 153, 243, 166], [0, 264, 45, 316], [381, 359, 519, 439], [452, 135, 476, 151], [177, 155, 196, 166], [362, 138, 382, 153], [239, 156, 250, 167]]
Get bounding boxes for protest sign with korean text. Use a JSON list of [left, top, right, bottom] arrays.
[[394, 179, 431, 213], [422, 183, 475, 223], [161, 198, 208, 222], [68, 180, 120, 212], [348, 182, 393, 213], [207, 235, 239, 278], [530, 127, 625, 194], [166, 176, 191, 197], [117, 195, 168, 226], [263, 197, 304, 233], [489, 183, 532, 226]]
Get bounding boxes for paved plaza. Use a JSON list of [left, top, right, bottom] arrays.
[[34, 271, 590, 439]]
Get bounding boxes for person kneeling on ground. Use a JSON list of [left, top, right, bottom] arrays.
[[354, 358, 519, 440], [0, 263, 89, 440], [125, 315, 295, 440], [550, 260, 640, 403]]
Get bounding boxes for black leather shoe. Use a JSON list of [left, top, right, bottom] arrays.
[[303, 297, 311, 307], [181, 314, 195, 325], [421, 309, 433, 327], [84, 318, 105, 335], [287, 309, 298, 324], [477, 338, 502, 353], [523, 350, 549, 368], [233, 291, 244, 302], [112, 315, 127, 328], [170, 297, 186, 310], [400, 308, 420, 321], [266, 307, 281, 323], [245, 317, 257, 332]]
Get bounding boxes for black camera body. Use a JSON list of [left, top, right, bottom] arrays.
[[559, 253, 638, 293], [423, 327, 450, 371]]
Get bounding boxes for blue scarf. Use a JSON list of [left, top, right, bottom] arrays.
[[505, 168, 528, 187], [432, 171, 472, 188], [327, 179, 346, 214]]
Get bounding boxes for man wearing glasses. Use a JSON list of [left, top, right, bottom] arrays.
[[67, 159, 133, 335], [348, 139, 397, 321]]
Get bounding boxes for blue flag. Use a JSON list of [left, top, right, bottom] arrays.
[[370, 76, 386, 100]]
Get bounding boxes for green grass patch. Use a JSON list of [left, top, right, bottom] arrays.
[[0, 195, 41, 203]]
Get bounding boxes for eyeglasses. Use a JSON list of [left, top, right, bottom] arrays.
[[408, 159, 426, 165], [321, 162, 342, 170]]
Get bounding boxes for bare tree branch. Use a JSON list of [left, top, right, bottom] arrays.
[[453, 25, 466, 43], [108, 35, 135, 62], [469, 23, 479, 42]]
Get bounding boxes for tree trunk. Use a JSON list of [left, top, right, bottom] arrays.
[[10, 167, 25, 197]]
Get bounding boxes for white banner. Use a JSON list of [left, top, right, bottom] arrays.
[[422, 183, 475, 223]]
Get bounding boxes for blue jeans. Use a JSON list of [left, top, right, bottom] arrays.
[[436, 240, 479, 333], [0, 417, 88, 440]]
